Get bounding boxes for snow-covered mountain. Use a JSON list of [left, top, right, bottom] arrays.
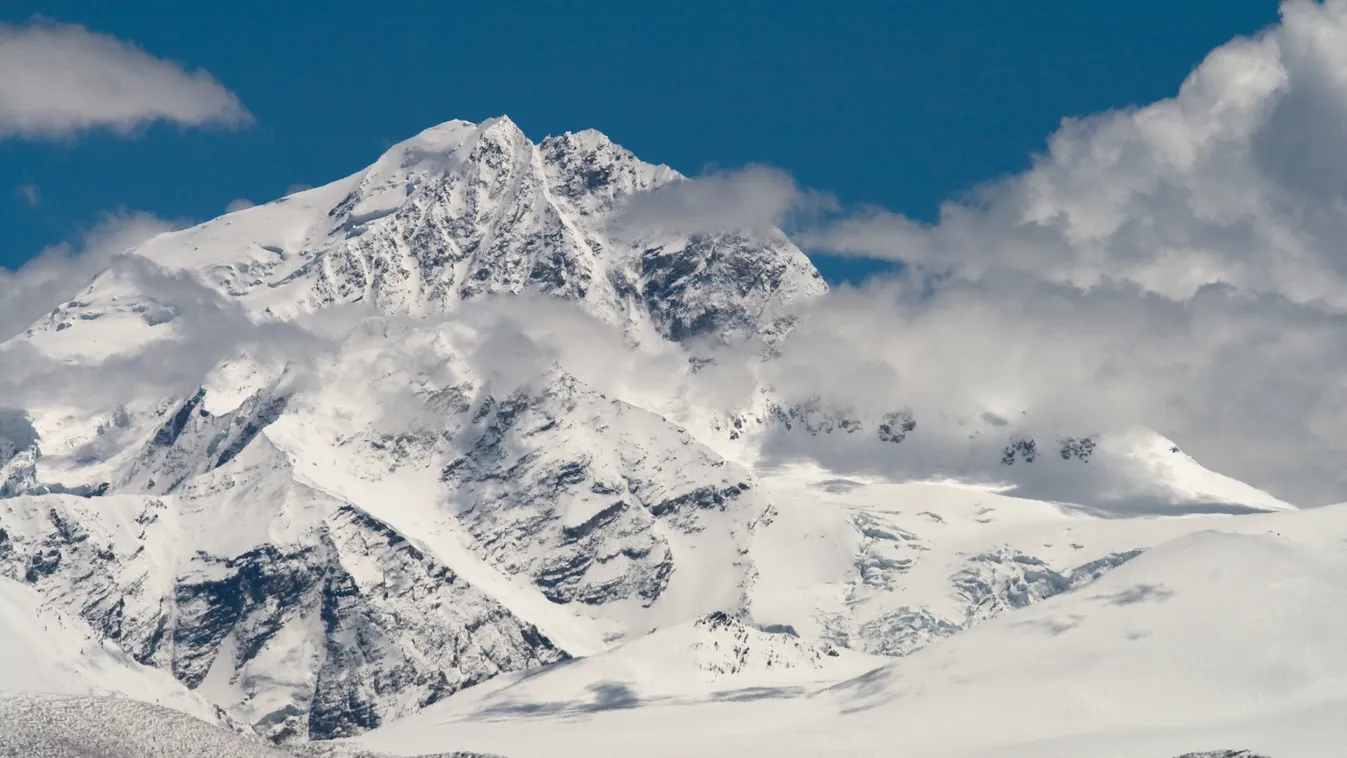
[[0, 115, 830, 740], [11, 116, 824, 363], [0, 115, 1318, 755]]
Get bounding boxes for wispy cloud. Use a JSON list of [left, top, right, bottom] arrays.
[[14, 184, 39, 207], [0, 253, 331, 411], [0, 20, 251, 140], [611, 164, 836, 237], [0, 211, 179, 342]]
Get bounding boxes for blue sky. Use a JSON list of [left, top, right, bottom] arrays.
[[2, 0, 1280, 283]]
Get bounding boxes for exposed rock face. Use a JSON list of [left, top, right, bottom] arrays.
[[1058, 435, 1097, 461], [638, 230, 822, 344], [441, 372, 767, 611], [952, 548, 1144, 626], [691, 611, 842, 675], [0, 487, 566, 741], [837, 547, 1144, 658], [876, 411, 916, 444], [0, 410, 40, 497], [1001, 437, 1039, 465]]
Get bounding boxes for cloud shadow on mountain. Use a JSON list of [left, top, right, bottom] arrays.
[[1093, 583, 1175, 606], [470, 681, 648, 721]]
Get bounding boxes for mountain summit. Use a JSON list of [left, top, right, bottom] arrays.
[[16, 116, 824, 367]]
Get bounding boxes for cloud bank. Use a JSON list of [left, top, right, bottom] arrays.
[[0, 21, 251, 139], [752, 0, 1347, 506], [806, 0, 1347, 307]]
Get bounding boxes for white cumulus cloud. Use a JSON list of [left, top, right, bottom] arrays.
[[0, 20, 251, 139], [805, 0, 1347, 308], [763, 0, 1347, 507]]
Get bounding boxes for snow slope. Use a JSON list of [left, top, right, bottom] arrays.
[[819, 523, 1347, 757], [352, 504, 1347, 758], [0, 576, 218, 723], [0, 692, 499, 758], [0, 693, 287, 758], [386, 611, 886, 723]]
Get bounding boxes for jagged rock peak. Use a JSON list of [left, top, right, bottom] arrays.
[[60, 114, 824, 349]]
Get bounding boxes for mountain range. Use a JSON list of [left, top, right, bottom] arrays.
[[1, 116, 1340, 758]]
